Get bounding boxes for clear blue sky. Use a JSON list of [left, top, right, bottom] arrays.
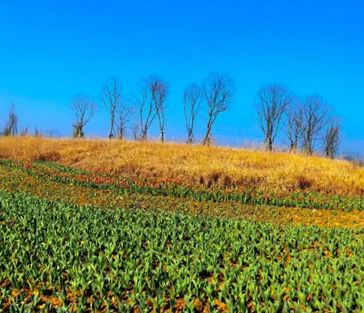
[[0, 0, 363, 155]]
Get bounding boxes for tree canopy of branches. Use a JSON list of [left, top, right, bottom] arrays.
[[184, 83, 202, 144], [102, 78, 121, 139], [323, 119, 341, 158], [71, 95, 97, 138], [286, 101, 303, 151], [202, 73, 234, 145], [3, 103, 18, 136], [256, 84, 291, 151], [301, 96, 328, 155], [150, 77, 168, 142]]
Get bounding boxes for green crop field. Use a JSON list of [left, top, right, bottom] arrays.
[[1, 157, 364, 312]]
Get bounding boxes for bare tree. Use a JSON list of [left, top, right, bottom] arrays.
[[71, 95, 97, 138], [301, 96, 328, 155], [184, 83, 202, 144], [150, 77, 168, 142], [102, 78, 121, 139], [202, 73, 234, 145], [117, 101, 134, 140], [131, 123, 140, 141], [34, 127, 43, 137], [323, 119, 340, 158], [3, 103, 18, 136], [286, 101, 303, 151], [20, 127, 29, 136], [138, 79, 156, 141], [256, 84, 291, 151]]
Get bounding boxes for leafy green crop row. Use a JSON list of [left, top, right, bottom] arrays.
[[1, 190, 364, 312]]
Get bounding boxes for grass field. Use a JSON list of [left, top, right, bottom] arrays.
[[1, 137, 364, 312]]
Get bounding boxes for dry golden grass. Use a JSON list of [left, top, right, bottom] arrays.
[[1, 136, 363, 197]]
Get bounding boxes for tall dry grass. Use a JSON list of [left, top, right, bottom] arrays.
[[1, 136, 363, 196]]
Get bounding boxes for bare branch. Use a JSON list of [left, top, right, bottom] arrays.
[[202, 73, 234, 145], [131, 123, 140, 141], [150, 77, 169, 142], [3, 103, 18, 136], [256, 84, 291, 151], [136, 76, 168, 141], [71, 95, 97, 138], [102, 78, 122, 139], [323, 119, 341, 158], [184, 83, 202, 144], [117, 100, 134, 140], [286, 99, 303, 151], [137, 79, 157, 141], [301, 96, 328, 154]]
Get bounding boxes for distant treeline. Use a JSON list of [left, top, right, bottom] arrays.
[[1, 73, 341, 158]]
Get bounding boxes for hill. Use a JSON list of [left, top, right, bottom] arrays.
[[0, 136, 363, 197]]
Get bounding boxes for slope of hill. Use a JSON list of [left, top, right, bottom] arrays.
[[1, 136, 364, 197]]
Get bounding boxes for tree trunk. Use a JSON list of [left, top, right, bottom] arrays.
[[160, 130, 165, 143], [186, 129, 194, 144], [266, 137, 273, 151]]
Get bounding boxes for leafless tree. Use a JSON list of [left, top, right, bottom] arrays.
[[71, 95, 97, 138], [102, 78, 121, 139], [117, 101, 134, 140], [20, 127, 29, 136], [150, 77, 168, 142], [184, 83, 202, 144], [131, 123, 140, 141], [286, 101, 303, 151], [3, 103, 18, 136], [256, 84, 291, 151], [137, 79, 156, 141], [301, 96, 328, 155], [323, 119, 341, 158], [34, 127, 43, 137], [202, 73, 234, 145]]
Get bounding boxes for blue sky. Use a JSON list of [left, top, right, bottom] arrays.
[[0, 0, 363, 155]]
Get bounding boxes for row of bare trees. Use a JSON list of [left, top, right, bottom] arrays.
[[71, 73, 234, 145], [1, 76, 341, 158], [71, 78, 338, 157], [256, 84, 341, 158]]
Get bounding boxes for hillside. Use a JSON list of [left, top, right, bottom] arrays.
[[1, 136, 363, 197]]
